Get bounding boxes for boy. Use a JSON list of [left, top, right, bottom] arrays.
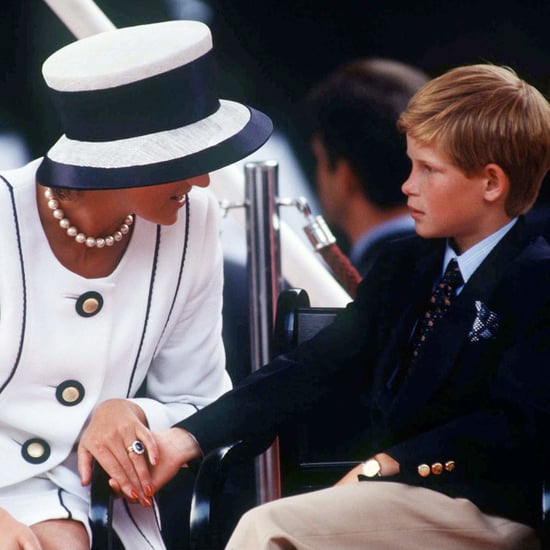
[[86, 64, 550, 549]]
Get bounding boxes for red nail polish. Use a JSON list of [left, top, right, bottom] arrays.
[[130, 488, 139, 500]]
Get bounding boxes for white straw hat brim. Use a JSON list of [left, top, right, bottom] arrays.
[[37, 102, 272, 189], [47, 100, 249, 169]]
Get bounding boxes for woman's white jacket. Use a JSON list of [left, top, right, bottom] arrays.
[[0, 158, 231, 487]]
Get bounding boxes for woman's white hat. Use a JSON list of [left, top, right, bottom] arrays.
[[37, 20, 273, 189]]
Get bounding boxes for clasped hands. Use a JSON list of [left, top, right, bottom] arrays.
[[78, 399, 400, 506], [77, 399, 200, 506]]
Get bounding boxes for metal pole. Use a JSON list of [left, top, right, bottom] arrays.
[[42, 0, 115, 38], [245, 160, 282, 504]]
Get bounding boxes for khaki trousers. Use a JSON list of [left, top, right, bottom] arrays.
[[225, 481, 539, 550]]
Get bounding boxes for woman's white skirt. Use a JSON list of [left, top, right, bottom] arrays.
[[0, 452, 166, 549]]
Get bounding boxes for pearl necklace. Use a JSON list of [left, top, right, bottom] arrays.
[[44, 187, 134, 248]]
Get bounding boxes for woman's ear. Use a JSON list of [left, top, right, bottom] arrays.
[[481, 163, 510, 204]]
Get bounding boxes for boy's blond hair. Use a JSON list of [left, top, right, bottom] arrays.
[[397, 64, 550, 216]]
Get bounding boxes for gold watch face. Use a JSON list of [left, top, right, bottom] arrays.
[[362, 458, 381, 477]]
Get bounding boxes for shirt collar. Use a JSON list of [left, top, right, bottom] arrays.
[[443, 218, 518, 284]]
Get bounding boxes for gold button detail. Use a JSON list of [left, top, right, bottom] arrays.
[[82, 297, 99, 314], [56, 380, 85, 406], [431, 462, 443, 475], [445, 460, 456, 472], [61, 386, 81, 403], [21, 438, 51, 464], [418, 464, 431, 478], [27, 441, 45, 458], [75, 291, 103, 317]]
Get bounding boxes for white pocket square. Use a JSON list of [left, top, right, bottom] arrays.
[[468, 301, 499, 342]]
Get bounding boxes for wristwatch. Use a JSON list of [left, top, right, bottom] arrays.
[[362, 458, 382, 478]]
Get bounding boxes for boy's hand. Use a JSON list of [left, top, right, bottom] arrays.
[[77, 399, 158, 507], [148, 428, 202, 490], [335, 453, 400, 485]]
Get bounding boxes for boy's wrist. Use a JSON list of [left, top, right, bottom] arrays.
[[171, 427, 202, 463], [373, 452, 400, 476]]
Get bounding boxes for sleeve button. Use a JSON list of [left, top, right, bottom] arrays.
[[445, 460, 456, 472], [417, 464, 431, 477]]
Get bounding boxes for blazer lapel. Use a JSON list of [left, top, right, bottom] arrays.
[[373, 242, 444, 407]]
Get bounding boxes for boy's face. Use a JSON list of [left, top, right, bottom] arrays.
[[402, 136, 490, 253]]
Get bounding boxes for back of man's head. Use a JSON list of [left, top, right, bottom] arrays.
[[306, 58, 429, 209]]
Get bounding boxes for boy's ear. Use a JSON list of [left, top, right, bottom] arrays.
[[481, 163, 509, 203]]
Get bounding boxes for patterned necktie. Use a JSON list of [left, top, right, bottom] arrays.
[[408, 258, 464, 365]]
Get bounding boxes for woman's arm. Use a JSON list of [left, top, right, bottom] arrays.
[[129, 189, 231, 431], [78, 190, 228, 503]]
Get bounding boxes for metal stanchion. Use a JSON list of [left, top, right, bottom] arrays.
[[245, 160, 282, 504]]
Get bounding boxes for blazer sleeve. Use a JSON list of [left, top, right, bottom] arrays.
[[175, 259, 389, 455]]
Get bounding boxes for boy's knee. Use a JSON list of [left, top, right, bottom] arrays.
[[238, 500, 281, 531], [227, 501, 294, 550]]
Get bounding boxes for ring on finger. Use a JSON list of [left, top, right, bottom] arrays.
[[127, 440, 145, 456]]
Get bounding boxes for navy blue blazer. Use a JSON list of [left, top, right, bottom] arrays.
[[179, 218, 550, 527]]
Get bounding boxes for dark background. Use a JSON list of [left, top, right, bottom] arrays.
[[1, 3, 548, 546], [1, 0, 550, 203]]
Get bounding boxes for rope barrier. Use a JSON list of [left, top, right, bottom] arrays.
[[317, 243, 362, 299]]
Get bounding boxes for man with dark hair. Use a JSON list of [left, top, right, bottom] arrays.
[[306, 58, 429, 275]]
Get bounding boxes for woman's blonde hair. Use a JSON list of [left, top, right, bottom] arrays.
[[398, 64, 550, 216]]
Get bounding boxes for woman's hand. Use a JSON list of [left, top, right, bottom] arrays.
[[0, 508, 42, 550], [335, 452, 400, 485], [77, 399, 159, 506]]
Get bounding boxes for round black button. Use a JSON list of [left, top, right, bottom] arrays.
[[75, 291, 103, 317], [56, 380, 85, 406], [21, 438, 51, 464]]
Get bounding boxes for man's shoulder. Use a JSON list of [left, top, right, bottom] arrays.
[[514, 234, 550, 277], [525, 208, 550, 243]]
